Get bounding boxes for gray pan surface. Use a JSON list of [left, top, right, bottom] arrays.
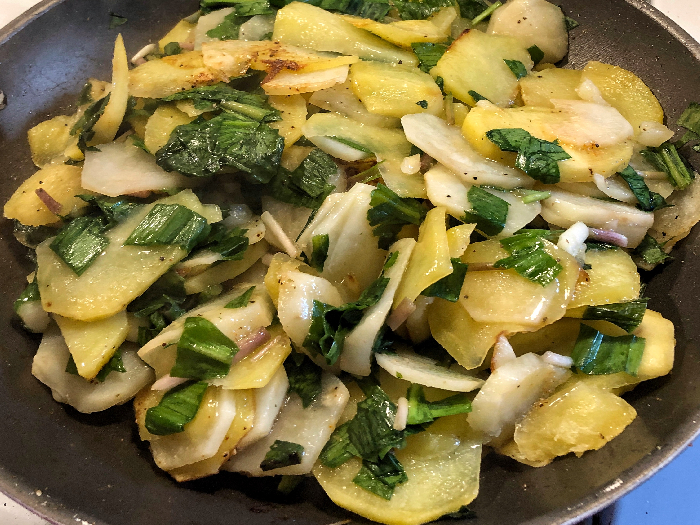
[[0, 1, 699, 524]]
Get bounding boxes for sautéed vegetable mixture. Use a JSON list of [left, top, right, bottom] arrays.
[[6, 0, 700, 522]]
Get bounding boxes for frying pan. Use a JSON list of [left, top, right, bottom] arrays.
[[0, 1, 699, 524]]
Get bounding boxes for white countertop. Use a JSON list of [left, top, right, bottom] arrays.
[[0, 1, 698, 524]]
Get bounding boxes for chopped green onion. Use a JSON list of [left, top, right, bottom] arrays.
[[109, 12, 127, 29], [303, 274, 389, 365], [411, 42, 448, 73], [200, 224, 249, 260], [520, 189, 551, 204], [310, 234, 330, 272], [260, 440, 305, 471], [163, 42, 182, 56], [145, 380, 209, 435], [463, 186, 510, 236], [634, 234, 672, 266], [267, 148, 337, 209], [494, 231, 563, 286], [50, 216, 109, 276], [170, 317, 239, 380], [617, 165, 669, 211], [329, 136, 373, 154], [571, 323, 645, 376], [225, 286, 256, 309], [367, 184, 427, 250], [468, 90, 489, 103], [124, 204, 210, 252], [581, 298, 648, 333], [678, 102, 700, 135], [421, 258, 468, 302], [14, 278, 40, 313], [319, 421, 359, 468], [504, 59, 528, 80], [405, 384, 472, 425], [353, 452, 407, 500], [640, 143, 695, 190], [471, 0, 501, 25], [284, 353, 322, 408], [486, 128, 571, 184], [527, 45, 544, 65], [564, 15, 579, 31]]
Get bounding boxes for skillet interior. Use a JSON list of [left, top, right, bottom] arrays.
[[0, 1, 699, 524]]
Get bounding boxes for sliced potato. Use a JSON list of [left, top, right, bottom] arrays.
[[90, 34, 129, 146], [225, 372, 349, 475], [135, 385, 238, 471], [460, 240, 580, 327], [27, 113, 81, 167], [511, 381, 636, 466], [158, 19, 196, 52], [4, 164, 88, 226], [340, 7, 456, 48], [129, 51, 229, 99], [431, 29, 533, 107], [468, 352, 571, 442], [461, 103, 634, 182], [582, 61, 664, 133], [308, 81, 401, 128], [350, 62, 443, 118], [567, 248, 640, 309], [144, 104, 196, 154], [211, 328, 292, 389], [520, 68, 582, 108], [313, 414, 482, 525], [37, 191, 220, 321], [487, 0, 568, 64], [268, 94, 307, 148], [273, 2, 418, 66], [394, 207, 452, 307], [54, 311, 129, 380], [32, 329, 153, 414], [169, 390, 255, 481], [428, 298, 526, 370]]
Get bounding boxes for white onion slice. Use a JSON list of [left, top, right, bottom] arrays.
[[386, 298, 417, 331], [491, 334, 516, 371], [542, 351, 574, 369], [393, 397, 409, 431]]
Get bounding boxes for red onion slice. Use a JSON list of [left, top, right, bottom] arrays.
[[386, 298, 416, 331], [588, 228, 629, 248], [233, 327, 272, 363], [35, 188, 62, 215]]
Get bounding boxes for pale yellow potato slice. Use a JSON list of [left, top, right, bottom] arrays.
[[37, 190, 220, 321], [54, 311, 129, 380], [211, 328, 292, 389], [461, 103, 634, 182], [268, 94, 307, 149], [461, 240, 580, 327], [567, 248, 640, 309], [582, 61, 664, 132], [313, 414, 482, 525], [431, 29, 533, 107], [273, 2, 417, 66], [510, 381, 636, 466], [158, 19, 196, 52], [4, 164, 89, 226], [130, 51, 229, 99], [27, 113, 82, 167], [428, 298, 527, 370], [135, 385, 238, 471], [350, 62, 443, 118], [340, 7, 456, 48], [520, 67, 582, 108], [394, 207, 452, 307], [168, 390, 255, 481], [144, 104, 195, 154], [90, 35, 129, 146]]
